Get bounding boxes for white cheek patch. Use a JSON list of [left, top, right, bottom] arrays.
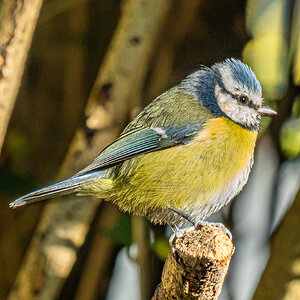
[[215, 85, 259, 127]]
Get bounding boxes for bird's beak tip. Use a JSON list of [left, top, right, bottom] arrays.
[[257, 105, 277, 116]]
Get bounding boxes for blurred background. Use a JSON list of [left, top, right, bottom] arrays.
[[0, 0, 300, 299]]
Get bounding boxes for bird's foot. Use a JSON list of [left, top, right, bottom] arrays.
[[168, 223, 185, 248], [168, 207, 193, 247], [169, 206, 232, 240]]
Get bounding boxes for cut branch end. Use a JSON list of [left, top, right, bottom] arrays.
[[153, 225, 234, 300]]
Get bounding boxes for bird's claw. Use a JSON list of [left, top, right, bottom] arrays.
[[169, 206, 232, 240], [168, 223, 185, 248]]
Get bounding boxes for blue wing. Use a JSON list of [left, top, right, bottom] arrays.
[[10, 123, 203, 208], [75, 123, 203, 176]]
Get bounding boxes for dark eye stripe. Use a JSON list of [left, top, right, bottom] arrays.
[[223, 88, 258, 109], [248, 102, 257, 109]]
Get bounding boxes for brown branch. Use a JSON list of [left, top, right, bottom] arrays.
[[152, 226, 234, 300], [8, 0, 171, 299], [145, 0, 201, 102], [0, 0, 44, 153], [74, 204, 121, 300], [132, 216, 153, 300]]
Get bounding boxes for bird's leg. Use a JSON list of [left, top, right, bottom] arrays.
[[167, 207, 191, 248], [169, 206, 232, 240], [169, 206, 196, 225], [167, 207, 194, 248]]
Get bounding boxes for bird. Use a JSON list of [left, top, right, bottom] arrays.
[[10, 58, 276, 227]]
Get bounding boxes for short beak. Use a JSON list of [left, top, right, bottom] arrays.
[[257, 105, 277, 116]]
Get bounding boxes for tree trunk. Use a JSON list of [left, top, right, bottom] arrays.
[[0, 0, 44, 153]]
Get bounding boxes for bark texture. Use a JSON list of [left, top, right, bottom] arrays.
[[8, 0, 171, 299], [153, 226, 234, 300], [0, 0, 44, 153]]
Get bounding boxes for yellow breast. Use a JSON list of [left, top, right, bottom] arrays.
[[112, 117, 258, 221]]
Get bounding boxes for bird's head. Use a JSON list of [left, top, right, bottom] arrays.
[[181, 58, 277, 130]]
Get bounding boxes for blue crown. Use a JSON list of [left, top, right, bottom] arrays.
[[180, 58, 261, 116]]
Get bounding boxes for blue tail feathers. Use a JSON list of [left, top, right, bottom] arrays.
[[9, 171, 107, 208]]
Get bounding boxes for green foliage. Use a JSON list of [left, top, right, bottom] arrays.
[[6, 129, 31, 159], [103, 213, 132, 247], [152, 236, 170, 261], [280, 118, 300, 159]]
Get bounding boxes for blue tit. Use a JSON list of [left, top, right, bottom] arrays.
[[10, 59, 276, 225]]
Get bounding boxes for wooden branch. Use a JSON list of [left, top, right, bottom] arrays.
[[145, 0, 201, 101], [0, 0, 44, 153], [152, 226, 234, 300], [132, 216, 152, 300], [8, 1, 171, 299], [74, 204, 121, 300]]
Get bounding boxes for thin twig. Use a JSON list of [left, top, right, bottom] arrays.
[[74, 204, 121, 300], [132, 216, 152, 300]]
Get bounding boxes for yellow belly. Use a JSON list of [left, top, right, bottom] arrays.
[[110, 117, 257, 222]]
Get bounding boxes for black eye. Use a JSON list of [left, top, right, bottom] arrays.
[[238, 95, 248, 104]]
